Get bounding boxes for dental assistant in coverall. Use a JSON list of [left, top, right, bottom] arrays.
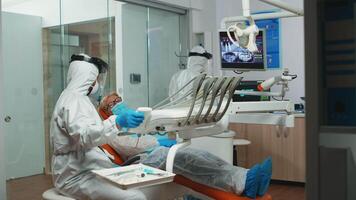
[[50, 54, 146, 200]]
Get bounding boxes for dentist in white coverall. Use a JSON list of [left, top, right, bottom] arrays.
[[50, 54, 146, 200]]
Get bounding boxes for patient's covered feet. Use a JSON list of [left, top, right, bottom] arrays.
[[243, 164, 261, 199], [258, 157, 272, 196], [243, 157, 272, 199]]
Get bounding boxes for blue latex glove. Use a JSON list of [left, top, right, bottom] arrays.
[[157, 138, 177, 147], [111, 102, 128, 115], [115, 109, 144, 128]]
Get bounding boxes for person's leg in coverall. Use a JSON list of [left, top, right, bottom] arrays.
[[142, 147, 247, 194], [141, 146, 271, 198]]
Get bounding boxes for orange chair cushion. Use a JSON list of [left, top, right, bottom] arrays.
[[101, 144, 125, 165], [99, 109, 110, 120], [174, 175, 272, 200], [98, 108, 125, 165]]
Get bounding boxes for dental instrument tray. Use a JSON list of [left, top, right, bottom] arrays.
[[92, 163, 175, 190]]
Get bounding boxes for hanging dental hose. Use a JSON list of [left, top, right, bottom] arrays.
[[152, 74, 242, 128]]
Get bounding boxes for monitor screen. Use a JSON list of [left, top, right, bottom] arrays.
[[219, 30, 266, 71]]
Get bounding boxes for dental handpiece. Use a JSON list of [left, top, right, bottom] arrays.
[[137, 107, 152, 128], [130, 107, 152, 135]]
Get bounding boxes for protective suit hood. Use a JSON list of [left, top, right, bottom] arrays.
[[187, 46, 209, 73], [66, 60, 99, 95]]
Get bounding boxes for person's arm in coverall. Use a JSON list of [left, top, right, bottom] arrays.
[[60, 98, 119, 149], [98, 93, 159, 162]]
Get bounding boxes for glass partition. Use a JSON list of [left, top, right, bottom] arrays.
[[60, 0, 116, 95], [120, 3, 188, 108], [43, 0, 115, 171], [147, 7, 181, 106], [121, 4, 149, 107]]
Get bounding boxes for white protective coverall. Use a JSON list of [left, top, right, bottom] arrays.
[[50, 60, 146, 200], [169, 46, 209, 100], [109, 134, 158, 161]]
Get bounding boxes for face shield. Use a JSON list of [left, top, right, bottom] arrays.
[[90, 56, 108, 100], [188, 51, 213, 60], [70, 54, 108, 101]]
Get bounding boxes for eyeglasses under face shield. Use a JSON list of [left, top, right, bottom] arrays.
[[70, 54, 109, 99]]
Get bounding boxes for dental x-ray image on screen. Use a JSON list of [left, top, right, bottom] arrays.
[[219, 30, 266, 71]]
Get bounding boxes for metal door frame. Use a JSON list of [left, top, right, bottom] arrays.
[[305, 0, 321, 199]]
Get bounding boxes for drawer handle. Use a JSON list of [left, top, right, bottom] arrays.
[[284, 127, 290, 138], [276, 126, 281, 138]]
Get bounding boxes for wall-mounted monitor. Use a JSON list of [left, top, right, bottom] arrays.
[[219, 30, 267, 71]]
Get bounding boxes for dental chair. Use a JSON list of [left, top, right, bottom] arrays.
[[95, 76, 272, 200]]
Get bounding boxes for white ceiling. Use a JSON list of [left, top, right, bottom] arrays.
[[2, 0, 31, 8]]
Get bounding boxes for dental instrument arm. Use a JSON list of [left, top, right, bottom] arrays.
[[235, 69, 297, 98], [230, 70, 298, 127]]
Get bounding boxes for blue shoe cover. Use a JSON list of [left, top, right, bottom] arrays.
[[243, 164, 261, 199], [258, 157, 272, 196]]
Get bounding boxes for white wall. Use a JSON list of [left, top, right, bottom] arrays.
[[215, 0, 305, 104], [150, 0, 201, 9], [2, 0, 206, 26], [0, 2, 7, 199], [2, 0, 59, 27], [187, 0, 219, 76], [2, 0, 119, 27]]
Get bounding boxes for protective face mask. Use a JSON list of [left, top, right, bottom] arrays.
[[90, 81, 99, 95], [111, 101, 127, 115], [89, 81, 102, 102]]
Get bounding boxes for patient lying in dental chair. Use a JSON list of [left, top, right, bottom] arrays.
[[98, 92, 273, 199]]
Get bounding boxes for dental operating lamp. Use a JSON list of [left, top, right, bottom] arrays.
[[221, 0, 303, 53]]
